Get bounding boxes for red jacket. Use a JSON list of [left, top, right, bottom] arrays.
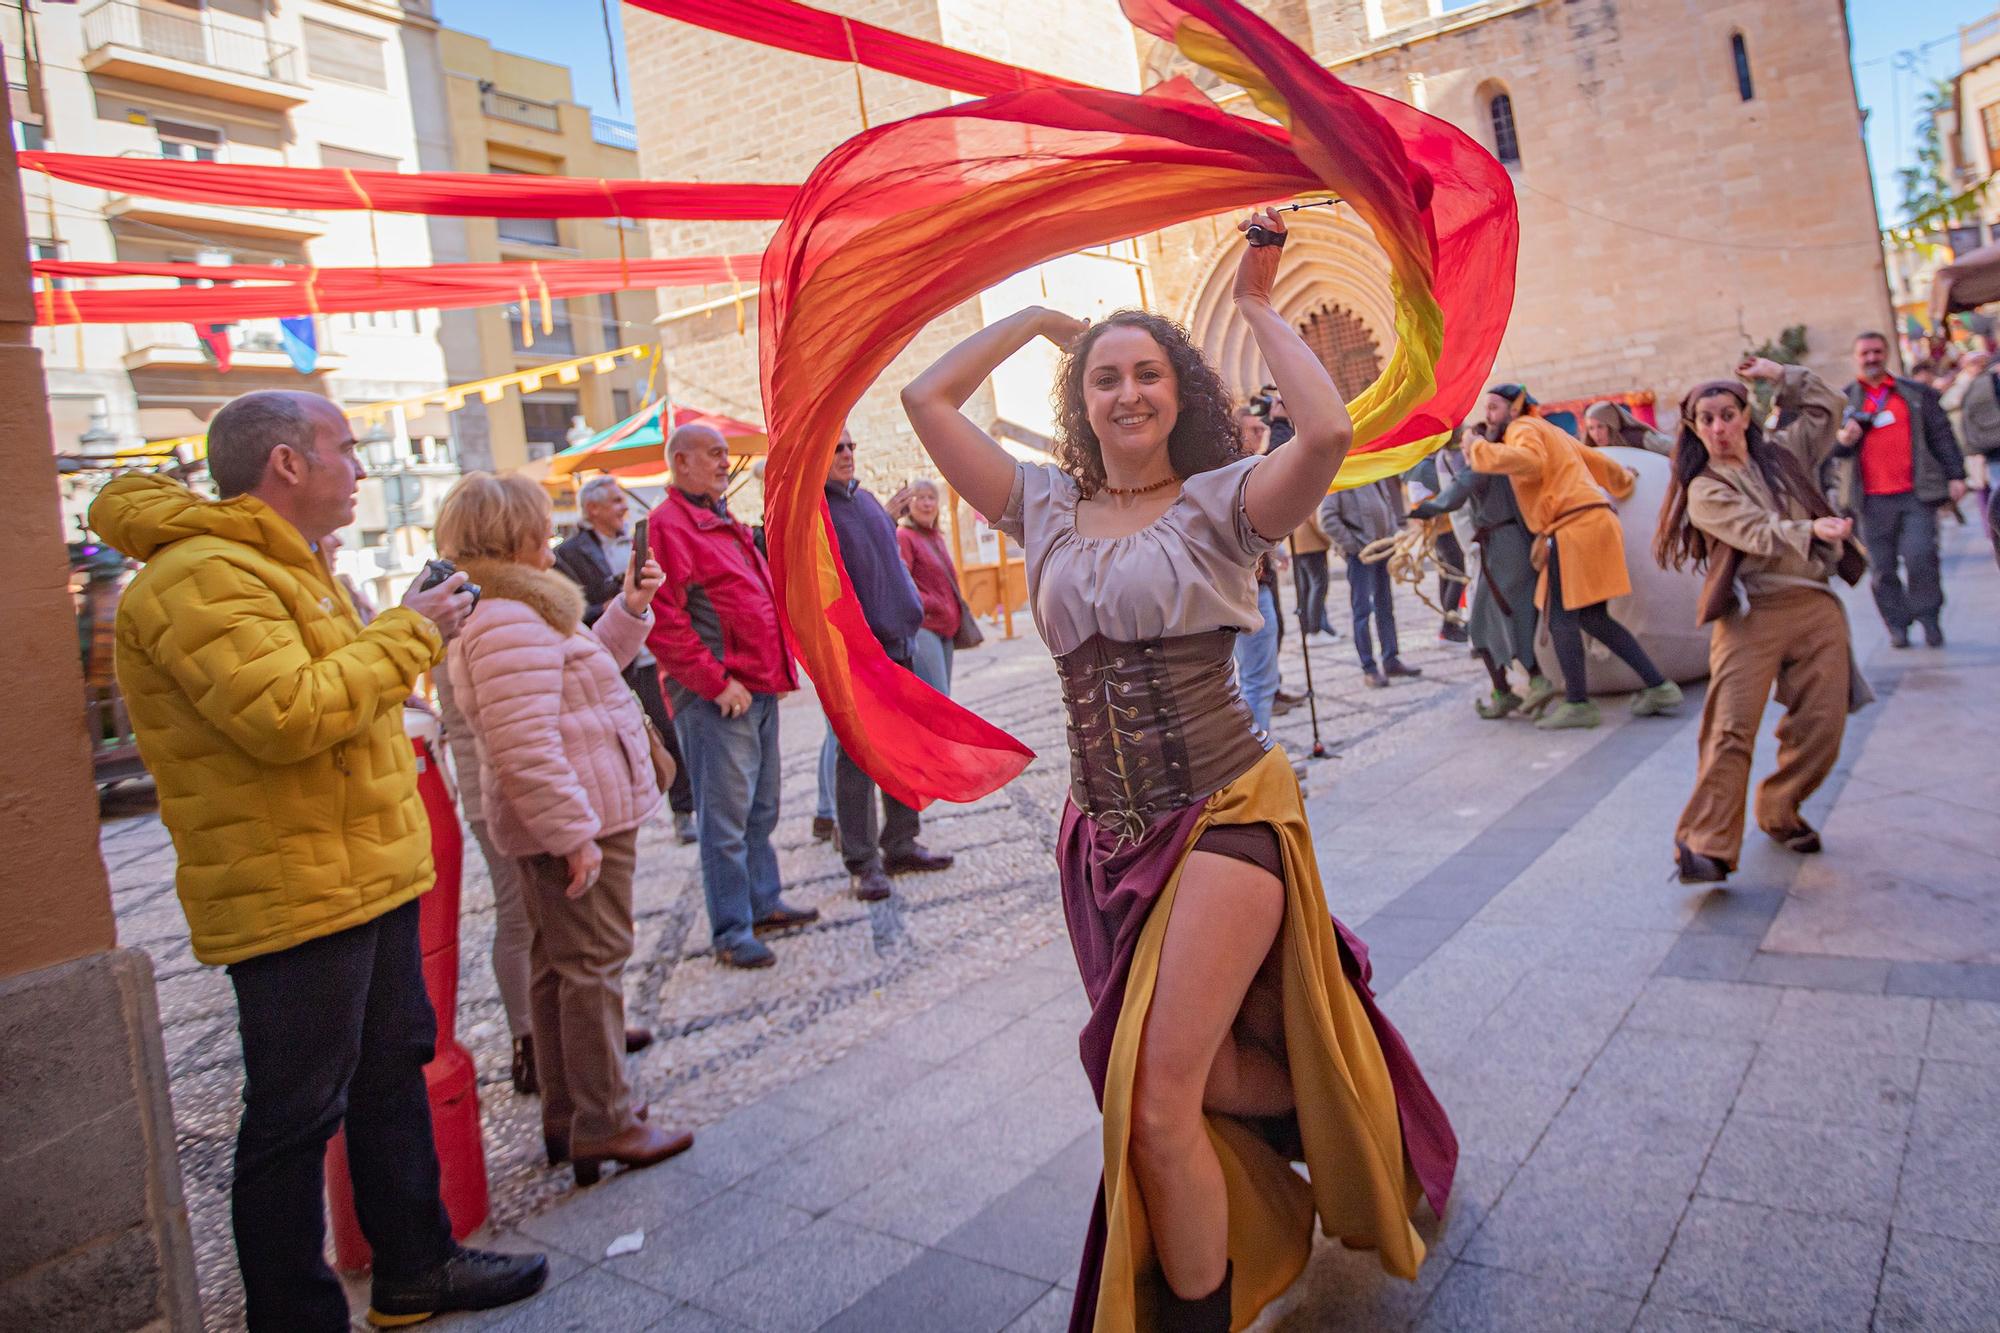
[[646, 489, 796, 706], [896, 523, 961, 639]]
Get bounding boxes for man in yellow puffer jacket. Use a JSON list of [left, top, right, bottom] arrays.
[[91, 391, 547, 1332]]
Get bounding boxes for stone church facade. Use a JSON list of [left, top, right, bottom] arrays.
[[625, 0, 1892, 495]]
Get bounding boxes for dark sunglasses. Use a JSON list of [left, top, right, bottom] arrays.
[[833, 440, 855, 454]]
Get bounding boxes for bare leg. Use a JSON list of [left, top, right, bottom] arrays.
[[1131, 851, 1285, 1299], [1205, 945, 1293, 1117]]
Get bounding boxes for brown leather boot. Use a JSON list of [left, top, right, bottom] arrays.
[[570, 1119, 694, 1187]]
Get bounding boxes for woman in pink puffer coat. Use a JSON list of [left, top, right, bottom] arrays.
[[437, 472, 693, 1186]]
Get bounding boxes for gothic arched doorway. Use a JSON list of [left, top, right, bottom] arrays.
[[1297, 302, 1382, 400]]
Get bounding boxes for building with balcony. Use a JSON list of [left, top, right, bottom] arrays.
[[8, 0, 456, 519], [434, 28, 660, 473], [1941, 11, 2000, 242]]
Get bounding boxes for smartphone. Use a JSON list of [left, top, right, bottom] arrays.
[[630, 511, 650, 579]]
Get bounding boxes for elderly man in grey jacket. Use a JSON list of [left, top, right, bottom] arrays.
[[1321, 479, 1422, 688]]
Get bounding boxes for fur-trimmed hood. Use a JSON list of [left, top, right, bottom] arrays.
[[459, 557, 585, 635]]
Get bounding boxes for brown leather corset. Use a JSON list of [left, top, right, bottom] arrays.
[[1054, 629, 1271, 840]]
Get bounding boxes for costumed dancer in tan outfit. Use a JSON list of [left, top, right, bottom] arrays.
[[1655, 358, 1868, 884], [902, 211, 1453, 1333], [1466, 386, 1685, 729]]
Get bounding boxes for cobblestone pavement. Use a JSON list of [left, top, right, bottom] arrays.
[[102, 567, 1484, 1330]]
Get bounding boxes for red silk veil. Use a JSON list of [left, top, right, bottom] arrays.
[[759, 0, 1517, 809]]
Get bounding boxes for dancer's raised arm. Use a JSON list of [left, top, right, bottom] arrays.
[[902, 306, 1088, 520], [1237, 210, 1353, 537]]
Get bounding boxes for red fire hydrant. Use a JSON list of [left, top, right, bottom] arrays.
[[325, 723, 490, 1272]]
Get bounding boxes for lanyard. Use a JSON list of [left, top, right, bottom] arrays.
[[1862, 383, 1895, 417]]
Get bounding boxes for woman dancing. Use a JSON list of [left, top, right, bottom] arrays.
[[1656, 358, 1865, 884], [902, 210, 1453, 1332]]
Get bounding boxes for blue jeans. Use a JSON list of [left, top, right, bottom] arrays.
[[816, 725, 838, 822], [911, 627, 954, 694], [1232, 583, 1280, 732], [674, 693, 785, 949], [1346, 553, 1399, 673]]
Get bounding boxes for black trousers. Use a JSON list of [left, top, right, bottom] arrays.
[[1291, 549, 1330, 635], [835, 639, 921, 872], [628, 660, 695, 814], [227, 900, 454, 1332], [1544, 543, 1665, 703], [1859, 491, 1944, 631]]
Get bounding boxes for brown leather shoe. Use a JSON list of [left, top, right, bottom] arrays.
[[624, 1027, 654, 1055], [571, 1120, 694, 1187], [547, 1106, 648, 1166], [511, 1035, 537, 1096]]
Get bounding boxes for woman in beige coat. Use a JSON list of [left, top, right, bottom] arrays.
[[438, 472, 693, 1184], [1655, 358, 1864, 883]]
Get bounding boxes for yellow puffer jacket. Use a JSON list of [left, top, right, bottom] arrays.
[[91, 474, 445, 965]]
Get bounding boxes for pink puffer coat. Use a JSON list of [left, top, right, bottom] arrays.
[[449, 559, 662, 858]]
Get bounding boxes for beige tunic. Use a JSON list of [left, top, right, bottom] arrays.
[[994, 455, 1277, 655], [1686, 463, 1835, 600]]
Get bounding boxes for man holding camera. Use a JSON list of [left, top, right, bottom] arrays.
[[1839, 331, 1967, 647], [89, 390, 547, 1331]]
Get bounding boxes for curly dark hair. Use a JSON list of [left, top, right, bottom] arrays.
[[1051, 310, 1243, 497]]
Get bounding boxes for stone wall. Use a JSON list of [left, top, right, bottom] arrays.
[[1152, 0, 1892, 410]]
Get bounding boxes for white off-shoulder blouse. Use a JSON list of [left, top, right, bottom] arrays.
[[993, 454, 1277, 656]]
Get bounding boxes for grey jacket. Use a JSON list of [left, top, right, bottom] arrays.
[[1318, 480, 1400, 557], [1837, 376, 1965, 509]]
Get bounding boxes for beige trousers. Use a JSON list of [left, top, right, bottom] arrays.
[[519, 828, 640, 1144], [1676, 586, 1849, 865]]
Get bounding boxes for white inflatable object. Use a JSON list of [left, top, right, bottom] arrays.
[[1532, 445, 1712, 696]]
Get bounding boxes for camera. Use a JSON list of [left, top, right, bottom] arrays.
[[419, 558, 481, 611], [1840, 407, 1874, 438], [1247, 384, 1282, 419]]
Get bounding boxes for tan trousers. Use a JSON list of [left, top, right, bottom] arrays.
[[1676, 586, 1850, 865], [519, 828, 640, 1144]]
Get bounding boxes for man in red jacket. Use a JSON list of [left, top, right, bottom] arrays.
[[648, 424, 818, 968]]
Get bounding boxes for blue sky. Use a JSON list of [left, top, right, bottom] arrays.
[[442, 0, 1992, 226]]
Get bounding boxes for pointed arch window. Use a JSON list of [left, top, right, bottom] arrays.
[[1488, 92, 1521, 166], [1732, 33, 1754, 101]]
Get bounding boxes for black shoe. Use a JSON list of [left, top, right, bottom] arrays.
[[1362, 670, 1389, 689], [716, 937, 776, 969], [367, 1247, 548, 1327], [673, 811, 697, 845], [1383, 657, 1423, 678], [811, 815, 836, 842], [852, 866, 894, 901], [882, 845, 953, 875], [754, 901, 821, 933], [1674, 840, 1731, 884], [1767, 823, 1822, 855], [1440, 623, 1469, 643], [623, 1026, 654, 1054], [1888, 626, 1911, 649], [1921, 620, 1945, 648]]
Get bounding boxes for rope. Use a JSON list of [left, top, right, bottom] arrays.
[[1359, 523, 1467, 624]]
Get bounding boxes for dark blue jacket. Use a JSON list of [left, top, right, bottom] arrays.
[[825, 480, 924, 652]]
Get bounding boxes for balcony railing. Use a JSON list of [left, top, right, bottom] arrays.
[[81, 1, 301, 85], [482, 87, 560, 131], [591, 116, 638, 151]]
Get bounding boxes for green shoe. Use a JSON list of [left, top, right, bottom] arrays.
[[1631, 680, 1684, 717], [1476, 689, 1523, 720], [1517, 675, 1558, 717], [1534, 699, 1601, 730]]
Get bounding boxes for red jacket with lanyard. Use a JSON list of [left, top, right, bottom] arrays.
[[645, 488, 797, 710]]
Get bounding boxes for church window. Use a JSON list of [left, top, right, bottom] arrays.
[[1297, 303, 1383, 401], [1732, 33, 1754, 102], [1488, 93, 1520, 166]]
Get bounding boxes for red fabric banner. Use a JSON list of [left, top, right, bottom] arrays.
[[32, 255, 759, 325], [19, 151, 798, 221], [625, 0, 1088, 99], [758, 0, 1516, 809]]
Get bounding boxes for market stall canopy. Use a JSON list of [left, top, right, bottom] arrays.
[[1930, 241, 2000, 324], [548, 398, 768, 477]]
